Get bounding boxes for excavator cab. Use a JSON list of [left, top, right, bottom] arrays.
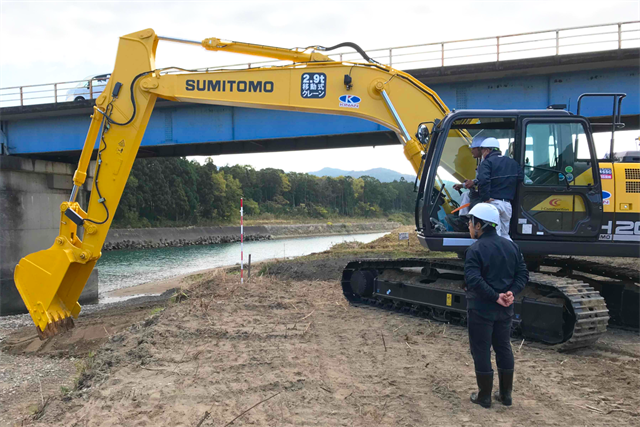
[[416, 95, 639, 260], [415, 104, 639, 258]]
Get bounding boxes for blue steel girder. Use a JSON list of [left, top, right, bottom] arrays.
[[1, 48, 638, 158], [428, 66, 639, 117], [2, 104, 393, 157]]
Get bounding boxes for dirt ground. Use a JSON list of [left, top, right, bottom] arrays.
[[1, 253, 639, 426]]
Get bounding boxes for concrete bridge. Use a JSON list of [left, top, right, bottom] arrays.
[[1, 23, 639, 315]]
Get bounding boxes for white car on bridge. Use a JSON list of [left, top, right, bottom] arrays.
[[65, 74, 110, 101]]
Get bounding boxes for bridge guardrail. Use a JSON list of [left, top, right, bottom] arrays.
[[0, 78, 109, 107], [1, 21, 638, 108]]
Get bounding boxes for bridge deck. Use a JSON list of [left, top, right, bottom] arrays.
[[1, 49, 638, 161]]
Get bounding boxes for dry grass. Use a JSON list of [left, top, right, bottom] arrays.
[[327, 226, 454, 259]]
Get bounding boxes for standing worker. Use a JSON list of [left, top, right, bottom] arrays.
[[476, 138, 523, 240], [464, 203, 529, 408]]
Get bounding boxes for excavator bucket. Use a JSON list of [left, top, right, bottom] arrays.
[[13, 106, 105, 340], [14, 240, 96, 340]]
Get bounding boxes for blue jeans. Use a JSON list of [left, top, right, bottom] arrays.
[[468, 309, 514, 372]]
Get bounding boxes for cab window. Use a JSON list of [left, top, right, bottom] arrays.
[[425, 117, 515, 234], [524, 122, 594, 187]]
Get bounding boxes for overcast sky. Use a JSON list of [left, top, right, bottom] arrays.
[[1, 1, 638, 174]]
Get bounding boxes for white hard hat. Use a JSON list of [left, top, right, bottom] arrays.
[[468, 203, 500, 228], [479, 137, 501, 149]]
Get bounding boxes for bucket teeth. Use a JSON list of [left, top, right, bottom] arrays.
[[36, 316, 75, 340]]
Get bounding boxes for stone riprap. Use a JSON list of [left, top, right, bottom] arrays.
[[103, 222, 399, 251]]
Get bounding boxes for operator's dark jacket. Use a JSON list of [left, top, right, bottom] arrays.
[[464, 228, 529, 315], [476, 150, 524, 202]]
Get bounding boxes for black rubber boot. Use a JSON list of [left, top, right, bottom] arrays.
[[494, 369, 513, 406], [470, 371, 493, 408]]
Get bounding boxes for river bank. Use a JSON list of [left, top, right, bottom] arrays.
[[97, 231, 391, 296], [2, 251, 638, 426], [103, 221, 400, 251]]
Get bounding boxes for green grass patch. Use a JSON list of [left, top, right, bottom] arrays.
[[170, 289, 190, 303], [74, 351, 97, 391], [149, 307, 164, 316]]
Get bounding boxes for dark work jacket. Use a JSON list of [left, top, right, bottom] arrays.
[[477, 150, 524, 202], [464, 228, 529, 316]]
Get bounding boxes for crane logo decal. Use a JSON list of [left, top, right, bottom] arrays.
[[339, 95, 361, 109], [301, 73, 326, 98], [549, 198, 561, 207]]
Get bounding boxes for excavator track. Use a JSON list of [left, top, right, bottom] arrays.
[[540, 257, 639, 330], [341, 258, 609, 350], [541, 257, 639, 283], [528, 272, 609, 350]]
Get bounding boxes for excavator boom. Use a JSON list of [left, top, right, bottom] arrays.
[[14, 29, 456, 338]]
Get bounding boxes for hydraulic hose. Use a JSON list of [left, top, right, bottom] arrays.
[[317, 42, 379, 64]]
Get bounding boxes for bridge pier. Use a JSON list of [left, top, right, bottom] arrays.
[[0, 156, 98, 316]]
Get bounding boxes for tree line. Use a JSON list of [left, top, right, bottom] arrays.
[[113, 157, 416, 227]]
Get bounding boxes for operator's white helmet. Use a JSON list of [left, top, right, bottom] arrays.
[[468, 203, 500, 228], [479, 137, 501, 149]]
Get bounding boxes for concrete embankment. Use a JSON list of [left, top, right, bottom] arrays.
[[103, 222, 399, 251]]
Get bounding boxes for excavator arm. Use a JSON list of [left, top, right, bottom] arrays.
[[14, 28, 459, 338]]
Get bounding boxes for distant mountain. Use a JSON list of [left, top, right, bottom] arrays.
[[309, 167, 416, 183]]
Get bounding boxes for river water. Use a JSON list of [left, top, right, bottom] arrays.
[[97, 232, 388, 295]]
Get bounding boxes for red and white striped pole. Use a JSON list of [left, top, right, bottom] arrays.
[[240, 198, 244, 284]]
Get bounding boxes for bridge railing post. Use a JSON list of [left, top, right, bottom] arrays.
[[89, 79, 93, 100], [618, 23, 622, 49], [19, 87, 23, 106], [556, 31, 560, 55], [54, 83, 57, 104], [497, 36, 500, 62], [441, 43, 444, 67], [389, 48, 393, 67]]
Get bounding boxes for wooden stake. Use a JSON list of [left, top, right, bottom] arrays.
[[240, 198, 244, 284]]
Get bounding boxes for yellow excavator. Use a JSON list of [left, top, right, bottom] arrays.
[[14, 29, 638, 348]]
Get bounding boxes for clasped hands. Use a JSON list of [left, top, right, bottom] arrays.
[[496, 291, 514, 307]]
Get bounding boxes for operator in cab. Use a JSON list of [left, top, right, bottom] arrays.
[[476, 138, 524, 240], [446, 135, 486, 231], [452, 135, 485, 215], [464, 203, 529, 409]]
